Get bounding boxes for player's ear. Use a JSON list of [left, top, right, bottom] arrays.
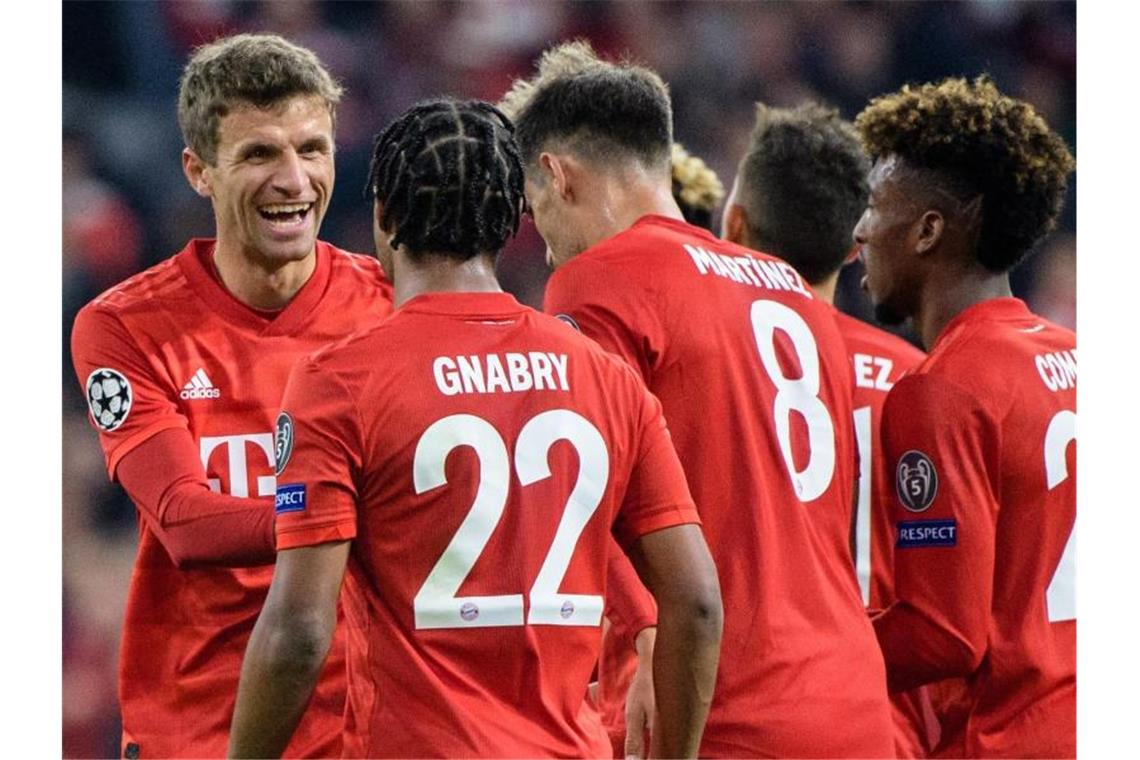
[[539, 152, 573, 203], [182, 148, 213, 198], [722, 203, 749, 247], [914, 209, 945, 255]]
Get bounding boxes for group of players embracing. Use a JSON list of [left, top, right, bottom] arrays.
[[71, 31, 1076, 760]]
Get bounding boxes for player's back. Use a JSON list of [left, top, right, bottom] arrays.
[[545, 216, 893, 758], [292, 291, 689, 758], [71, 240, 392, 757], [890, 298, 1076, 757]]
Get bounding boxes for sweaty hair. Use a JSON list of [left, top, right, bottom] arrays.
[[499, 40, 673, 174], [178, 33, 343, 165], [671, 143, 724, 231], [366, 99, 526, 261], [856, 75, 1075, 273], [736, 102, 869, 285]]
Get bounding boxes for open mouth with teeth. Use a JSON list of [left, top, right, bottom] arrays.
[[259, 202, 314, 228]]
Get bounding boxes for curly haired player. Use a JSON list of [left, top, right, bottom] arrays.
[[853, 75, 1076, 757], [229, 98, 722, 758]]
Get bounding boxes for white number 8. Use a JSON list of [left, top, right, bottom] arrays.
[[750, 300, 836, 502]]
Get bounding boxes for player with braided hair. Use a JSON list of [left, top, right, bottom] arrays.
[[853, 76, 1076, 757], [230, 98, 722, 758]]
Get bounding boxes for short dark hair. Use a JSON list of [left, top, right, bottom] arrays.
[[178, 33, 343, 165], [500, 41, 672, 173], [856, 75, 1075, 273], [736, 102, 869, 285], [366, 99, 526, 261]]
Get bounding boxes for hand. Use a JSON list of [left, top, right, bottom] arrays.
[[624, 626, 657, 759]]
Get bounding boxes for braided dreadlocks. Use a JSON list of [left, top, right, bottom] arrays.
[[367, 99, 527, 261]]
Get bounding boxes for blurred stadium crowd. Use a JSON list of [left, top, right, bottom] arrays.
[[61, 1, 1075, 756]]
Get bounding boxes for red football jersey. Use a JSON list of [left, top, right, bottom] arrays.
[[70, 239, 393, 758], [545, 216, 894, 758], [874, 298, 1076, 758], [836, 310, 935, 757], [274, 291, 700, 758]]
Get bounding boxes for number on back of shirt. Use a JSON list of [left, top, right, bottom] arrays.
[[750, 300, 836, 502], [1044, 409, 1076, 623], [412, 410, 609, 629]]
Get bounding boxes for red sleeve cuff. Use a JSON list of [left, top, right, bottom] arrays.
[[615, 504, 701, 551], [276, 521, 357, 550]]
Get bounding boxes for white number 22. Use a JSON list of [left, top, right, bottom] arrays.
[[412, 410, 609, 630], [1044, 409, 1076, 623]]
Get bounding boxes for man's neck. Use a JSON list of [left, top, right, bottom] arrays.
[[810, 272, 839, 305], [391, 251, 502, 307], [915, 264, 1012, 349], [212, 240, 318, 311], [584, 170, 685, 249]]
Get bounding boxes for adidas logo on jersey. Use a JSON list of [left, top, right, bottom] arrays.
[[180, 368, 221, 400]]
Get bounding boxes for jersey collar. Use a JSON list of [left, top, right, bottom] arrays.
[[177, 238, 332, 335], [932, 297, 1034, 352], [398, 291, 526, 318]]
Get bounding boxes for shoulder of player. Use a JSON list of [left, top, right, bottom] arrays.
[[323, 244, 392, 289], [835, 311, 926, 367], [82, 256, 188, 317]]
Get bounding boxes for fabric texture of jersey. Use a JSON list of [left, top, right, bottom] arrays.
[[873, 297, 1076, 758], [545, 215, 893, 758], [71, 239, 393, 758], [275, 291, 700, 759], [836, 311, 935, 757]]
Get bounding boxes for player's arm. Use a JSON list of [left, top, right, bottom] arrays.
[[230, 354, 362, 756], [627, 525, 721, 759], [72, 305, 276, 568], [872, 374, 995, 692], [229, 541, 348, 758], [605, 544, 658, 758], [615, 379, 721, 758]]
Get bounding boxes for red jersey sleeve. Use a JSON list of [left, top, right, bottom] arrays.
[[274, 356, 363, 550], [71, 305, 189, 477], [544, 258, 662, 382], [612, 378, 700, 548], [604, 545, 657, 649], [873, 373, 996, 692]]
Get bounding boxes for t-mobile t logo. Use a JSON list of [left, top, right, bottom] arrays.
[[198, 433, 276, 497]]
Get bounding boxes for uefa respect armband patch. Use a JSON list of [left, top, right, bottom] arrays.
[[897, 519, 957, 548], [275, 483, 306, 514]]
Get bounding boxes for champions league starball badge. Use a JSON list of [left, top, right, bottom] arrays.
[[274, 411, 295, 476], [896, 450, 939, 512], [86, 368, 132, 432]]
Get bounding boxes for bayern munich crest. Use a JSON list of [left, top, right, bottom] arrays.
[[274, 411, 295, 476], [896, 450, 938, 513], [86, 368, 132, 432]]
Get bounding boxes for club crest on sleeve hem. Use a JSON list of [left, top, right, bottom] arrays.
[[85, 368, 132, 432], [896, 450, 938, 512], [274, 411, 295, 477]]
